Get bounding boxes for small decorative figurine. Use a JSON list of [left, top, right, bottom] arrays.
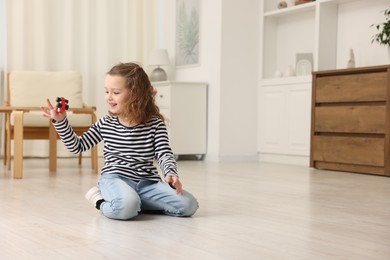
[[278, 1, 287, 9], [56, 97, 69, 113], [347, 48, 356, 68], [274, 70, 282, 78]]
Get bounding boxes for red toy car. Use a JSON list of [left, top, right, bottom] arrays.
[[56, 97, 69, 113]]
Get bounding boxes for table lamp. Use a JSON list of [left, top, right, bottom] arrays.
[[149, 49, 169, 82]]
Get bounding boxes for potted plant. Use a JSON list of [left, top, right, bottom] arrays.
[[371, 7, 390, 61]]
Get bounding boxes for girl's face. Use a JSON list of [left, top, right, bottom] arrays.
[[104, 74, 130, 115]]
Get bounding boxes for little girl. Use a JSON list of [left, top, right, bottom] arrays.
[[41, 62, 199, 220]]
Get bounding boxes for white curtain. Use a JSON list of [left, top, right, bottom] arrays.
[[2, 0, 157, 157]]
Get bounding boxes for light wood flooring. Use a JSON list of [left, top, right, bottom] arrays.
[[0, 158, 390, 260]]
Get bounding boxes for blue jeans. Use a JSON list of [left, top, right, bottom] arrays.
[[98, 174, 199, 220]]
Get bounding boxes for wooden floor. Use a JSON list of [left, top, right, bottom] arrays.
[[1, 158, 390, 259]]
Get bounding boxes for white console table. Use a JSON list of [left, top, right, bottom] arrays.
[[152, 81, 207, 159]]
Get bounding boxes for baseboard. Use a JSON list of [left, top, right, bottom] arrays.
[[204, 154, 259, 162], [258, 153, 309, 166]]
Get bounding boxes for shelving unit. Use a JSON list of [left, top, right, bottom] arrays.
[[257, 0, 389, 165], [260, 0, 388, 82], [261, 0, 341, 80]]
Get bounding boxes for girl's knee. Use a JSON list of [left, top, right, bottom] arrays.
[[102, 197, 141, 220], [179, 192, 199, 217]]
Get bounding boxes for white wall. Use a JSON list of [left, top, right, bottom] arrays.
[[157, 0, 260, 161], [219, 1, 260, 161], [336, 0, 390, 68]]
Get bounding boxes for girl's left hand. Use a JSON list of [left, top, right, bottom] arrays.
[[165, 176, 183, 195]]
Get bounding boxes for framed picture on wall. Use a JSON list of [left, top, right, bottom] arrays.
[[176, 0, 200, 68]]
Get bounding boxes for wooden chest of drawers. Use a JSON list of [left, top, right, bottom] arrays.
[[310, 65, 390, 176]]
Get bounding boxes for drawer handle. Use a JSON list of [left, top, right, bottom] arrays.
[[159, 94, 163, 98]]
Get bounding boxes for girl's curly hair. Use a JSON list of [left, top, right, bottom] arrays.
[[107, 62, 164, 125]]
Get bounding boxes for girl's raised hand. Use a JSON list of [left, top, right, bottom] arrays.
[[40, 98, 66, 123]]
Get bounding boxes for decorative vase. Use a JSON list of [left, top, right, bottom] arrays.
[[347, 48, 355, 68], [284, 66, 295, 77], [274, 70, 282, 78]]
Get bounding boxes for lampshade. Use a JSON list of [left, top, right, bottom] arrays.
[[149, 49, 169, 82], [148, 49, 169, 66]]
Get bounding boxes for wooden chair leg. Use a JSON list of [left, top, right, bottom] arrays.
[[3, 139, 6, 166], [91, 146, 98, 174], [5, 113, 11, 170], [3, 113, 7, 166], [78, 153, 82, 165], [13, 111, 24, 179], [49, 122, 57, 171], [6, 124, 11, 170]]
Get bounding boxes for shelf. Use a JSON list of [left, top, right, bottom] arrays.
[[264, 2, 316, 18], [261, 75, 311, 87], [264, 0, 360, 17]]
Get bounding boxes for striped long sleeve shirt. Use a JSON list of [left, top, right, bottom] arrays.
[[52, 115, 178, 181]]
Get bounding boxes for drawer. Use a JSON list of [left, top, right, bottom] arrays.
[[154, 86, 171, 107], [315, 72, 387, 103], [312, 136, 384, 167], [314, 105, 386, 134]]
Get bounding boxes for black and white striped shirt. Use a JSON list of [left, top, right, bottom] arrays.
[[53, 115, 178, 181]]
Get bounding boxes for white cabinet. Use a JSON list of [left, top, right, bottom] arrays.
[[258, 77, 312, 165], [258, 0, 388, 165], [153, 81, 207, 158]]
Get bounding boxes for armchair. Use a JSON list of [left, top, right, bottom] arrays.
[[1, 71, 98, 178]]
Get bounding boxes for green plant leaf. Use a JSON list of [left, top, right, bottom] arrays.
[[371, 7, 390, 46]]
